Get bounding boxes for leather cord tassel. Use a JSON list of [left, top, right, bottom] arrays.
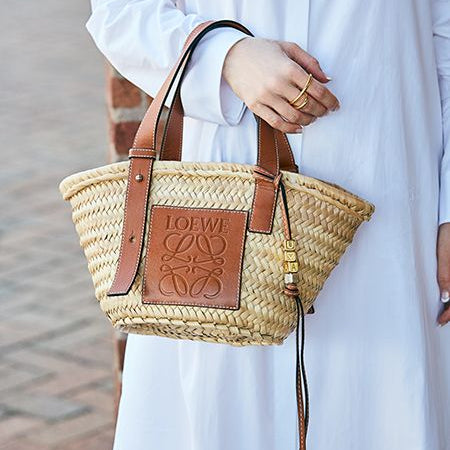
[[279, 180, 309, 450], [295, 293, 309, 447]]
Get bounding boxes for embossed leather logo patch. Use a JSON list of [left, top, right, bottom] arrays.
[[142, 205, 248, 309]]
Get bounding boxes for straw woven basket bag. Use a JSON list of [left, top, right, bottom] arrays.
[[58, 17, 376, 348], [59, 20, 374, 448]]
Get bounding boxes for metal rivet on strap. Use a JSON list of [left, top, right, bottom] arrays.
[[135, 174, 144, 182]]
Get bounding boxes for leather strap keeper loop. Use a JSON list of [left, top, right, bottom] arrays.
[[129, 149, 157, 159]]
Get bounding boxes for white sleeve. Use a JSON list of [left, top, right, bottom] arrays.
[[86, 0, 247, 126], [433, 0, 450, 225]]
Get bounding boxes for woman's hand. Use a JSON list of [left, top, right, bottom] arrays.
[[437, 223, 450, 326], [223, 37, 340, 133]]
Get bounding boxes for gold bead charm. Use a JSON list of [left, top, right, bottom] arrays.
[[284, 261, 299, 273], [284, 251, 297, 262], [283, 239, 299, 275], [283, 239, 300, 294], [284, 240, 296, 251]]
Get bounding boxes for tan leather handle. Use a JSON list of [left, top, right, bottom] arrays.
[[159, 77, 299, 173], [158, 48, 298, 173], [132, 20, 297, 176]]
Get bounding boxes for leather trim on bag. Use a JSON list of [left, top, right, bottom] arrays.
[[248, 173, 281, 234], [142, 205, 248, 309], [107, 157, 155, 296]]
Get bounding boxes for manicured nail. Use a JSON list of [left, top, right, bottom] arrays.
[[326, 76, 332, 81], [441, 290, 450, 303]]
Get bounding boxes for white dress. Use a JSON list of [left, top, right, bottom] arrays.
[[87, 1, 450, 449]]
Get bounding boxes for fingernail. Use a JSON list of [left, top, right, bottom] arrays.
[[441, 290, 450, 303], [295, 127, 303, 134], [326, 76, 332, 81]]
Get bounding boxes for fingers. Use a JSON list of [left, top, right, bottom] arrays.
[[270, 96, 316, 126], [292, 93, 328, 118], [438, 305, 450, 326], [437, 223, 450, 326], [438, 274, 450, 327], [279, 83, 329, 118], [253, 103, 302, 134], [307, 78, 340, 111], [249, 74, 333, 133], [437, 280, 450, 326], [245, 40, 340, 133], [288, 63, 340, 111], [282, 42, 330, 84]]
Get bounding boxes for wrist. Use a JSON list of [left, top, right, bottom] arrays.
[[223, 37, 253, 85]]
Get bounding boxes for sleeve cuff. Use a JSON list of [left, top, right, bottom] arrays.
[[180, 28, 248, 126]]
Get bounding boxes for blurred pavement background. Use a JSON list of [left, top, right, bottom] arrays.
[[0, 1, 116, 448]]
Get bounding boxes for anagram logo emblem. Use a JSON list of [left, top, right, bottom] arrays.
[[159, 217, 228, 299], [142, 206, 248, 310]]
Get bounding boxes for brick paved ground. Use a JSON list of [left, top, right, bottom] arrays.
[[0, 1, 116, 449]]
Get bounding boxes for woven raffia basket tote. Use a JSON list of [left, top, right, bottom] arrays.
[[59, 20, 374, 448]]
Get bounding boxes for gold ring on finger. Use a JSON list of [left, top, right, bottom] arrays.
[[293, 93, 308, 110], [289, 73, 313, 106]]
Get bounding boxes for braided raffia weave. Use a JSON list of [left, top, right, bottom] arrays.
[[59, 161, 374, 346]]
